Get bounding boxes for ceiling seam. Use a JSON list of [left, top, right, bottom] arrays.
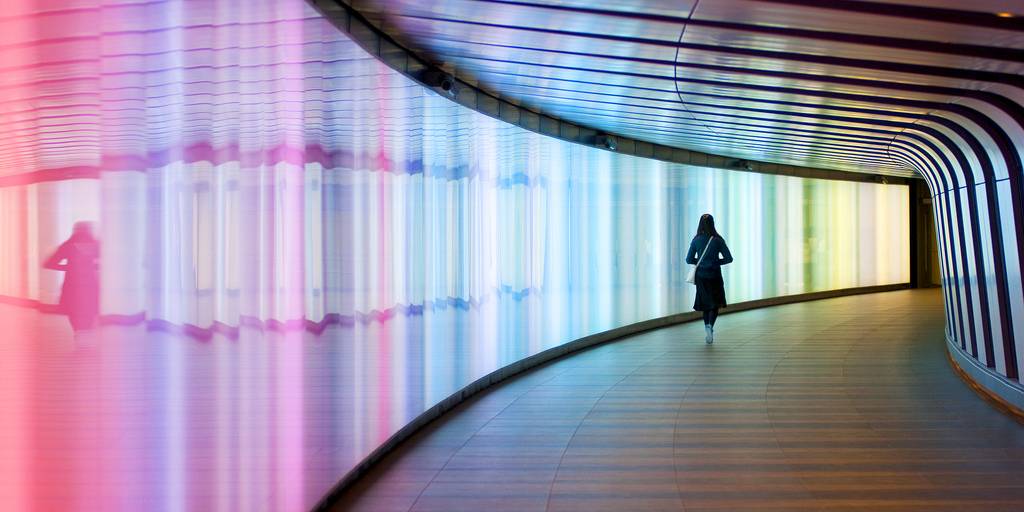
[[672, 0, 722, 140]]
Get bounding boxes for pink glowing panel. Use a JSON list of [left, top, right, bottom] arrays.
[[0, 0, 909, 510]]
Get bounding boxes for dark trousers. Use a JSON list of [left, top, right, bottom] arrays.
[[702, 308, 719, 327]]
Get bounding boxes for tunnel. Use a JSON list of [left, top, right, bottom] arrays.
[[1, 0, 1022, 510]]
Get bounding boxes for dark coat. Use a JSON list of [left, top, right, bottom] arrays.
[[686, 234, 733, 311]]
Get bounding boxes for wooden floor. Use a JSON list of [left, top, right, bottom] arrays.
[[333, 289, 1024, 512]]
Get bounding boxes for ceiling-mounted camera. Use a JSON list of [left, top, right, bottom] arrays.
[[595, 133, 617, 151], [418, 67, 456, 96], [728, 159, 752, 171]]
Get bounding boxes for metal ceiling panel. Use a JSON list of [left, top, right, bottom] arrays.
[[349, 0, 1023, 177], [677, 23, 1024, 72], [694, 0, 1024, 48]]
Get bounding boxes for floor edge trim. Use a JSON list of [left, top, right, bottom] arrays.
[[313, 282, 911, 511], [946, 335, 1024, 423]]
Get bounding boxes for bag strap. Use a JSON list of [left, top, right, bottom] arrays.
[[695, 236, 714, 266]]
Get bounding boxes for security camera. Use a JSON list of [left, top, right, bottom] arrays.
[[419, 68, 456, 96], [595, 133, 617, 151], [728, 159, 752, 171]]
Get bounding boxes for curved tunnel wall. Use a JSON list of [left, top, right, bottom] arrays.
[[863, 77, 1024, 405], [0, 0, 910, 506], [893, 105, 1024, 408], [329, 0, 1024, 411]]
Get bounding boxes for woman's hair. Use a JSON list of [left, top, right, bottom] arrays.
[[696, 214, 720, 238], [71, 221, 96, 241]]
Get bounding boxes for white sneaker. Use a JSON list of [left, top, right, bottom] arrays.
[[705, 325, 713, 344]]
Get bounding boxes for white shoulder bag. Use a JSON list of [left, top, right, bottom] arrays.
[[686, 237, 714, 284]]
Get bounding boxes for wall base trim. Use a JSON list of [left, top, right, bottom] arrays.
[[946, 334, 1024, 422], [313, 282, 911, 510]]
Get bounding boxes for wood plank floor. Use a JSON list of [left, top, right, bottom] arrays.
[[332, 290, 1024, 512]]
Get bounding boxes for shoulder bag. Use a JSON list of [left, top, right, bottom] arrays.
[[686, 237, 714, 284]]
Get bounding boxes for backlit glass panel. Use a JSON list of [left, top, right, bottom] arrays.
[[0, 1, 909, 510]]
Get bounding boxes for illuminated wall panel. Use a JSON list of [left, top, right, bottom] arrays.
[[0, 140, 907, 331], [0, 1, 909, 510]]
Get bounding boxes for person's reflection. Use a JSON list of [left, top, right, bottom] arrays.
[[43, 222, 100, 332]]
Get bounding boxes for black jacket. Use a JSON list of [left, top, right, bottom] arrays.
[[686, 234, 733, 278]]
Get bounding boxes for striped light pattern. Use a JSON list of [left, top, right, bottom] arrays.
[[0, 0, 908, 510], [348, 0, 1024, 408]]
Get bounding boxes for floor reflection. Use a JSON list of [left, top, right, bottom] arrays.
[[4, 289, 674, 511]]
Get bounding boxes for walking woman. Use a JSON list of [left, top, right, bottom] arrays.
[[44, 222, 100, 332], [686, 214, 733, 344]]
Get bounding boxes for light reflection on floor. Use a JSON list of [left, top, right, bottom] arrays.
[[2, 303, 491, 510], [3, 290, 653, 511]]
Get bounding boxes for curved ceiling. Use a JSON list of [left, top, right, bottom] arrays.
[[347, 0, 1024, 178]]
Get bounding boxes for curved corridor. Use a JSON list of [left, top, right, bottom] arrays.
[[335, 290, 1024, 512]]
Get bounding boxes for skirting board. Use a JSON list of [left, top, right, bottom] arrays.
[[946, 334, 1024, 421], [313, 282, 912, 510]]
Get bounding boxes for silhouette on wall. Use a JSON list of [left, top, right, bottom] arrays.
[[43, 222, 100, 331]]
